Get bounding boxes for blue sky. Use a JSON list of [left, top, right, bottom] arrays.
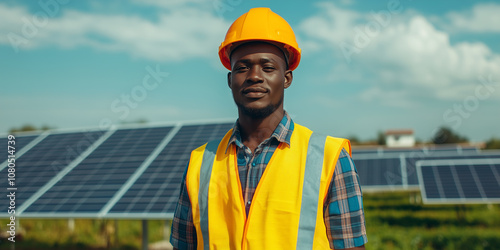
[[1, 0, 499, 142]]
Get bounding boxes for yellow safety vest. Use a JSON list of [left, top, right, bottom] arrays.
[[185, 124, 351, 250]]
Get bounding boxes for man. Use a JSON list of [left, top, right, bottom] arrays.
[[171, 7, 367, 249]]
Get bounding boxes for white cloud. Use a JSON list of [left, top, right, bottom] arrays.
[[442, 3, 500, 33], [0, 3, 229, 61], [299, 3, 500, 102], [299, 2, 362, 52], [359, 87, 415, 107]]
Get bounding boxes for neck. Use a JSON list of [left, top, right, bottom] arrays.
[[237, 107, 284, 152]]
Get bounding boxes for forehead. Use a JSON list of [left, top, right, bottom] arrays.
[[230, 42, 286, 65]]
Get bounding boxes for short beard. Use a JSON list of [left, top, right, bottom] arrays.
[[236, 101, 282, 119]]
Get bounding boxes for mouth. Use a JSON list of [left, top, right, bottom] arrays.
[[242, 87, 268, 98]]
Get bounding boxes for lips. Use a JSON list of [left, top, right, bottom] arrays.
[[242, 87, 268, 98]]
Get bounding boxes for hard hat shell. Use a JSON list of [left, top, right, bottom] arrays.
[[218, 7, 301, 71]]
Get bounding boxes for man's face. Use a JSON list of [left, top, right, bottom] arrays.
[[228, 42, 292, 119]]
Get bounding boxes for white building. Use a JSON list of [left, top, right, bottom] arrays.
[[385, 129, 415, 148]]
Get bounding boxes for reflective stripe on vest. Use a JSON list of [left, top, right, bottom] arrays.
[[296, 132, 327, 249], [186, 124, 350, 249], [198, 139, 220, 250]]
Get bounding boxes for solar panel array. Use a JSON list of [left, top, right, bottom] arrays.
[[355, 158, 403, 189], [107, 123, 232, 218], [352, 145, 479, 157], [0, 121, 233, 219], [22, 127, 174, 216], [2, 123, 499, 218], [0, 131, 106, 213], [352, 146, 500, 192], [417, 159, 500, 204]]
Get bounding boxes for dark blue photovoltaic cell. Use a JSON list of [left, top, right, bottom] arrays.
[[438, 166, 461, 198], [109, 123, 233, 214], [24, 126, 173, 214], [0, 131, 106, 212], [1, 138, 7, 164], [421, 166, 440, 198], [1, 135, 39, 164], [478, 165, 500, 198], [455, 165, 481, 198], [355, 158, 402, 187], [420, 163, 500, 200]]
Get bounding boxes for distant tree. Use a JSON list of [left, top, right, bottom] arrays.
[[432, 127, 468, 144], [347, 135, 360, 145], [376, 131, 386, 145], [485, 137, 500, 149], [415, 138, 423, 145], [9, 124, 54, 133]]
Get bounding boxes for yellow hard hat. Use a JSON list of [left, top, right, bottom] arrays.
[[218, 7, 301, 71]]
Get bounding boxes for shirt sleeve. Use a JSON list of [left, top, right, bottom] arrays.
[[170, 164, 197, 249], [324, 149, 368, 249]]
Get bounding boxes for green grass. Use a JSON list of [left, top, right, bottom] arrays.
[[0, 219, 169, 249], [364, 191, 500, 250], [1, 192, 499, 249]]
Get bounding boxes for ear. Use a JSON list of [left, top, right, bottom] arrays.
[[227, 72, 232, 89], [284, 70, 293, 89]]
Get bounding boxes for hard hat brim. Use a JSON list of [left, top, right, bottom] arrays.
[[219, 39, 301, 71]]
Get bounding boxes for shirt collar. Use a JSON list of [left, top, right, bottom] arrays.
[[226, 111, 294, 152]]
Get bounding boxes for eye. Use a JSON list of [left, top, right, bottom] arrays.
[[263, 65, 276, 72], [234, 65, 248, 72]]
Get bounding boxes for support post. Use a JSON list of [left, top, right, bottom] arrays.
[[115, 220, 119, 246], [68, 218, 75, 232], [142, 220, 148, 250], [164, 220, 171, 241]]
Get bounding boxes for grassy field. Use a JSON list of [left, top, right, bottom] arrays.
[[1, 191, 499, 249], [364, 191, 500, 249]]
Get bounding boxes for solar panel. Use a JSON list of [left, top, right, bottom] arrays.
[[354, 157, 403, 191], [21, 126, 173, 216], [0, 131, 106, 214], [0, 135, 39, 165], [107, 122, 233, 218], [352, 145, 480, 158], [417, 158, 500, 204], [404, 151, 500, 186], [352, 150, 500, 191]]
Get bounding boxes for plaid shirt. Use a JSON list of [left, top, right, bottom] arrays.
[[171, 112, 367, 249]]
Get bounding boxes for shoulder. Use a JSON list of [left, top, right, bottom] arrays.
[[191, 128, 234, 153], [292, 123, 351, 152], [293, 123, 349, 142]]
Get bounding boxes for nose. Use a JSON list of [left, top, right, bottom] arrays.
[[246, 66, 263, 84]]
